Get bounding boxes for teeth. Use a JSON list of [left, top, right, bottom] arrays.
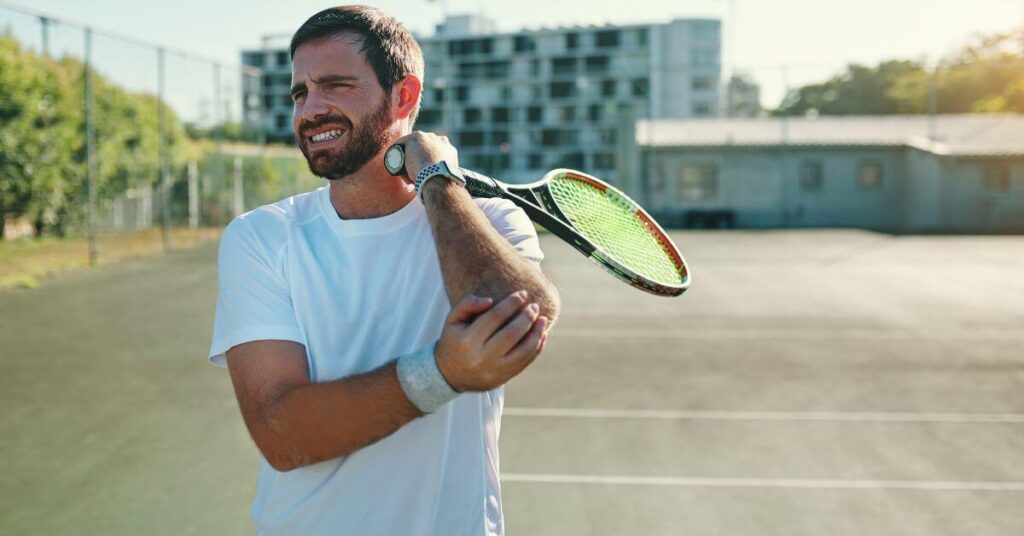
[[311, 129, 343, 143]]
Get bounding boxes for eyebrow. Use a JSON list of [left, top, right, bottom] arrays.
[[290, 74, 360, 97]]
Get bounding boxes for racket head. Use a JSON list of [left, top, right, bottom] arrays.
[[535, 169, 690, 297]]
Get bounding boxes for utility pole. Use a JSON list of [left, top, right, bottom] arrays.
[[158, 47, 171, 250], [40, 16, 51, 57], [84, 27, 97, 266]]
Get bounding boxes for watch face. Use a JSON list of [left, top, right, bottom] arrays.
[[384, 145, 405, 175]]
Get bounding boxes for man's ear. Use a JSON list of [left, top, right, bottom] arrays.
[[392, 74, 422, 121]]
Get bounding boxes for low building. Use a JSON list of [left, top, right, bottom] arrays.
[[634, 115, 1024, 232]]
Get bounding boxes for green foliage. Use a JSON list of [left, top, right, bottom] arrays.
[[776, 29, 1024, 116]]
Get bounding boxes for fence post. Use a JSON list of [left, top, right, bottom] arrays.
[[188, 160, 199, 229], [84, 27, 98, 266], [233, 155, 244, 216], [158, 47, 172, 249]]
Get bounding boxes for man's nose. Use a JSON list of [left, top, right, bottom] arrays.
[[300, 89, 331, 124]]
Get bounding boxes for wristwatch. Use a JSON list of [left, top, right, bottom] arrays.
[[414, 160, 466, 199]]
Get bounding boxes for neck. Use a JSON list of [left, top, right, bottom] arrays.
[[326, 151, 416, 220]]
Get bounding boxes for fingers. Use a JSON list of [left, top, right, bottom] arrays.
[[500, 316, 549, 373], [447, 294, 494, 325], [468, 290, 529, 342], [483, 301, 540, 357]]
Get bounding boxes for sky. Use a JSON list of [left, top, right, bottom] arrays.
[[2, 0, 1021, 121]]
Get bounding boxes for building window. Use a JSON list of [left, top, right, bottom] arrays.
[[541, 129, 577, 146], [275, 114, 288, 129], [857, 160, 883, 190], [492, 107, 510, 123], [263, 95, 274, 109], [595, 30, 620, 48], [528, 153, 544, 169], [636, 28, 649, 47], [491, 130, 510, 145], [550, 81, 576, 98], [594, 153, 615, 170], [527, 106, 543, 123], [514, 35, 535, 53], [585, 56, 609, 74], [678, 164, 718, 201], [692, 76, 713, 90], [598, 128, 616, 144], [588, 104, 603, 121], [276, 51, 289, 66], [983, 166, 1010, 191], [455, 86, 470, 102], [601, 80, 617, 97], [281, 95, 293, 107], [692, 102, 711, 116], [560, 152, 585, 168], [432, 88, 444, 103], [552, 57, 577, 75], [463, 108, 482, 124], [800, 161, 824, 192], [499, 86, 512, 101], [565, 33, 579, 50], [558, 106, 577, 121], [631, 78, 649, 97], [459, 131, 485, 147], [417, 109, 442, 126]]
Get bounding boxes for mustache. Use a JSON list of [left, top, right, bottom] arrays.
[[298, 115, 351, 138]]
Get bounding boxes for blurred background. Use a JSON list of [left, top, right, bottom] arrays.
[[1, 1, 1022, 535]]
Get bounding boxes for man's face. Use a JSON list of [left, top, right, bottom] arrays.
[[290, 34, 396, 180]]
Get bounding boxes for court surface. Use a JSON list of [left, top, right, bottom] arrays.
[[1, 229, 1022, 535]]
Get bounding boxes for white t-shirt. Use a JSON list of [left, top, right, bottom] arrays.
[[209, 185, 544, 536]]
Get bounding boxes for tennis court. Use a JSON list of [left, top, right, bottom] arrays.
[[1, 230, 1022, 535]]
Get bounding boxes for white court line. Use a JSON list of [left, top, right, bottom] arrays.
[[500, 473, 1024, 491], [554, 327, 1024, 340], [503, 407, 1024, 424]]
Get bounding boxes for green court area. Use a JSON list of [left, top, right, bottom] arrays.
[[1, 230, 1022, 535]]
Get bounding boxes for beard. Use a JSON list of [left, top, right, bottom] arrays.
[[297, 97, 393, 180]]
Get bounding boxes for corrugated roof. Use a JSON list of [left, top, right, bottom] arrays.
[[637, 115, 1024, 156]]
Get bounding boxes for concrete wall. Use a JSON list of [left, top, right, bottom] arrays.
[[940, 158, 1024, 232], [646, 146, 904, 229]]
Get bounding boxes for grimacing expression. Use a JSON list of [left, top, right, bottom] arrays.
[[290, 35, 397, 180]]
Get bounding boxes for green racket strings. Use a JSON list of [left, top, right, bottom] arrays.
[[547, 176, 682, 286]]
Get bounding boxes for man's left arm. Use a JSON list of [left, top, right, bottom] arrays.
[[424, 178, 560, 322], [401, 132, 560, 325]]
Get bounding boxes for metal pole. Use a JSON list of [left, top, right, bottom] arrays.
[[84, 27, 97, 266], [40, 17, 51, 57], [780, 66, 790, 227], [188, 160, 199, 229], [927, 64, 939, 142], [158, 47, 171, 250], [233, 155, 244, 216]]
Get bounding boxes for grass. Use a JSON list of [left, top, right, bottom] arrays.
[[0, 227, 222, 291]]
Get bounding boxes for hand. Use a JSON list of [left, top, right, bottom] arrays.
[[393, 131, 460, 184], [435, 291, 550, 392]]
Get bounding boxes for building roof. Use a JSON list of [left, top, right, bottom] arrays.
[[637, 115, 1024, 157]]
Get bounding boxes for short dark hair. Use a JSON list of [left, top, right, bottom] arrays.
[[290, 6, 424, 121]]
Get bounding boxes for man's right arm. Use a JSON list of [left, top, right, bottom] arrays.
[[226, 292, 544, 472]]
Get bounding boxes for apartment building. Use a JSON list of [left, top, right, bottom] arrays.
[[241, 15, 721, 184]]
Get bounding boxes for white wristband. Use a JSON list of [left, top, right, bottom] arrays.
[[396, 341, 459, 414]]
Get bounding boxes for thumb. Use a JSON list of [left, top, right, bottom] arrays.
[[447, 294, 493, 325]]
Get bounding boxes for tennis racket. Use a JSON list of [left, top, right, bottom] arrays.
[[384, 144, 690, 297]]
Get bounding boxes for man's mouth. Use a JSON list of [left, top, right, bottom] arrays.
[[305, 128, 346, 148]]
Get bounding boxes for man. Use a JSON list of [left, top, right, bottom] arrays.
[[207, 5, 560, 535]]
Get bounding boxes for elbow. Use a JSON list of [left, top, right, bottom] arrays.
[[536, 281, 561, 327]]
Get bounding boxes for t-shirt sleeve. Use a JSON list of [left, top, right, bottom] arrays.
[[478, 198, 545, 264], [208, 216, 304, 368]]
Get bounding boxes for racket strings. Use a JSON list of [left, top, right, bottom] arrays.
[[548, 177, 682, 285]]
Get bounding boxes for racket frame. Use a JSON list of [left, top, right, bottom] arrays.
[[461, 167, 690, 297]]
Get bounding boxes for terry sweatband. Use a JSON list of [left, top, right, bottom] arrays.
[[396, 341, 459, 414]]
